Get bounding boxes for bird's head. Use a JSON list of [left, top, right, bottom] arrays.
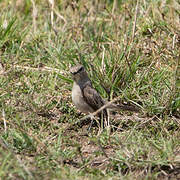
[[70, 64, 90, 84]]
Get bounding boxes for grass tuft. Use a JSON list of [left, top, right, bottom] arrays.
[[0, 0, 179, 179]]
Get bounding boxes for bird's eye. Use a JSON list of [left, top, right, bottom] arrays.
[[78, 66, 83, 72], [74, 66, 84, 74], [71, 65, 84, 75]]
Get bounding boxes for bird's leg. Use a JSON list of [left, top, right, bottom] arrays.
[[106, 109, 111, 136], [87, 113, 96, 132], [87, 116, 94, 132], [99, 110, 111, 135], [101, 112, 105, 128]]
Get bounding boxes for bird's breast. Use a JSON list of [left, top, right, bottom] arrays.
[[72, 82, 94, 113]]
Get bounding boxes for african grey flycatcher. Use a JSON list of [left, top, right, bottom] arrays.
[[70, 64, 139, 119], [70, 64, 107, 118]]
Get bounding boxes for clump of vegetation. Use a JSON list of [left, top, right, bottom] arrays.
[[0, 0, 179, 179]]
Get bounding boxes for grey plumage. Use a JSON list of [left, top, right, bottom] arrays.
[[70, 64, 107, 118]]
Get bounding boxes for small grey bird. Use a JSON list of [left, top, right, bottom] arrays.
[[70, 64, 139, 124], [70, 64, 107, 119]]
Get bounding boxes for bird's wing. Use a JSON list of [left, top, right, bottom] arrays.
[[82, 84, 105, 112]]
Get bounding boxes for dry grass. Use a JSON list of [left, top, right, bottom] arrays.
[[0, 0, 179, 179]]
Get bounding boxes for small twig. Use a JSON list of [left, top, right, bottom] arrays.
[[70, 95, 141, 130], [172, 116, 180, 126], [77, 159, 96, 172], [79, 96, 122, 121], [2, 109, 6, 133], [48, 0, 54, 27], [101, 45, 105, 73], [13, 65, 67, 75], [112, 0, 117, 15], [30, 0, 37, 33], [48, 0, 67, 34], [137, 115, 157, 128], [172, 34, 176, 49], [131, 0, 139, 42], [53, 8, 67, 24], [126, 0, 139, 61]]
